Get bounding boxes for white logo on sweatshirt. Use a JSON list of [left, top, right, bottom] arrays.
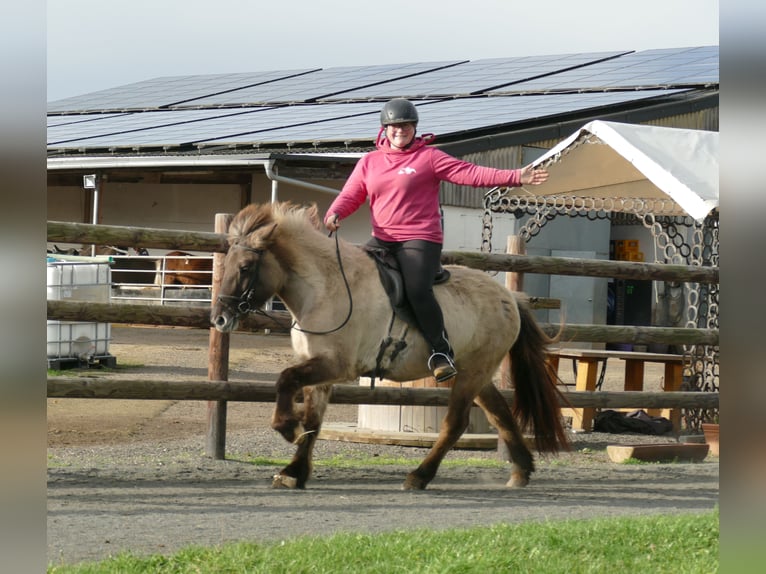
[[398, 167, 417, 175]]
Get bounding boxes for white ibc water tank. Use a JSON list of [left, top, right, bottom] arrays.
[[46, 258, 112, 362]]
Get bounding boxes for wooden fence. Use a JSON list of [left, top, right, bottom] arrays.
[[47, 219, 720, 458]]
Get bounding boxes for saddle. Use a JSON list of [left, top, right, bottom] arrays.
[[362, 245, 450, 327], [360, 245, 451, 389]]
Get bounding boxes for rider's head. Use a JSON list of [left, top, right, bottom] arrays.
[[380, 98, 418, 150], [380, 98, 419, 127]]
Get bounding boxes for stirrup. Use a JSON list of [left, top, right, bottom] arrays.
[[427, 352, 457, 383]]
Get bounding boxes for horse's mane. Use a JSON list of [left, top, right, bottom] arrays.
[[228, 202, 322, 241]]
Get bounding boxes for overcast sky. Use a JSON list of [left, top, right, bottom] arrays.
[[47, 0, 719, 102]]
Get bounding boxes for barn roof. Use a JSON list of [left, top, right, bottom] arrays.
[[47, 46, 718, 162]]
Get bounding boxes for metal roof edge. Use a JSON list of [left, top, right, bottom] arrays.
[[46, 151, 364, 171], [46, 154, 272, 170]]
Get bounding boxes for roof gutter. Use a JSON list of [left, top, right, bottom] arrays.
[[47, 154, 274, 171]]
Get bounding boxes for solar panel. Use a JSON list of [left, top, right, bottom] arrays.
[[46, 68, 319, 113], [46, 47, 717, 153], [47, 108, 268, 146], [503, 46, 718, 92], [47, 102, 383, 149], [184, 61, 463, 106], [47, 90, 693, 150], [192, 91, 687, 147], [413, 91, 687, 134], [47, 113, 128, 128], [328, 51, 629, 100]]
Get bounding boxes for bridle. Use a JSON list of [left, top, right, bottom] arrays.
[[217, 232, 353, 335], [216, 243, 267, 316]]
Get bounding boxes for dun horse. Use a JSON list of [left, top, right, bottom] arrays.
[[211, 202, 569, 490]]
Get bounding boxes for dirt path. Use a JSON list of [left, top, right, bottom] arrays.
[[47, 326, 719, 566]]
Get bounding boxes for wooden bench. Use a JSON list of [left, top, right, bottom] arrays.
[[547, 348, 684, 432]]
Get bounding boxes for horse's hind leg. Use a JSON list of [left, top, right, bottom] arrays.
[[473, 383, 535, 487], [402, 380, 475, 491], [272, 383, 332, 489]]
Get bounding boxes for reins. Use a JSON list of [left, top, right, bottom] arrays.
[[290, 231, 353, 335], [220, 231, 354, 336]]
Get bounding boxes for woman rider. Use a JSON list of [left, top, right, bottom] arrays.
[[325, 98, 549, 382]]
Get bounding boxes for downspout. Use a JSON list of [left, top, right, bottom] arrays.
[[91, 173, 100, 257], [264, 159, 342, 202]]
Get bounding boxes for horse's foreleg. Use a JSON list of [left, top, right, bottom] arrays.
[[474, 383, 535, 487], [272, 384, 332, 489], [271, 357, 336, 444], [402, 383, 474, 491]]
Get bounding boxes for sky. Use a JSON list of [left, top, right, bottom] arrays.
[[46, 0, 720, 102]]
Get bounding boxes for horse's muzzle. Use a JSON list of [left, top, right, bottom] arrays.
[[211, 311, 237, 333]]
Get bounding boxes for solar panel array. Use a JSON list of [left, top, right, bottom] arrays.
[[48, 46, 718, 154]]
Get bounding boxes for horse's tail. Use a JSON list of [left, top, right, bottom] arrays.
[[508, 301, 570, 453]]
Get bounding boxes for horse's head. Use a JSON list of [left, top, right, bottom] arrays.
[[211, 204, 287, 333]]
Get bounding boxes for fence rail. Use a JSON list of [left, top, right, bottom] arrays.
[[48, 378, 719, 410], [47, 300, 719, 345], [49, 220, 719, 284], [47, 217, 720, 458]]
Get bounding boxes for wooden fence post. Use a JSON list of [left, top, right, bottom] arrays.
[[206, 213, 233, 459]]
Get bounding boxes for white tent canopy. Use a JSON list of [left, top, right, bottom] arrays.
[[529, 120, 719, 221]]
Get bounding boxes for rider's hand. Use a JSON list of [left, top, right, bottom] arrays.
[[519, 164, 549, 185], [325, 213, 341, 232]]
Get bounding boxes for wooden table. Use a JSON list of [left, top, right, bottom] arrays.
[[547, 349, 684, 432]]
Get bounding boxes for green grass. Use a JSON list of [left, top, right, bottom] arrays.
[[47, 509, 718, 573]]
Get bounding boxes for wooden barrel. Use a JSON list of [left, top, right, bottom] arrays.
[[357, 376, 493, 434]]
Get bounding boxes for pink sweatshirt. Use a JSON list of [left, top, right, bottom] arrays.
[[326, 134, 522, 243]]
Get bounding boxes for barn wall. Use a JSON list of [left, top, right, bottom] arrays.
[[48, 187, 88, 223], [97, 182, 242, 232]]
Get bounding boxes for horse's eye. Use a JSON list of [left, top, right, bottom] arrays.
[[239, 264, 251, 275]]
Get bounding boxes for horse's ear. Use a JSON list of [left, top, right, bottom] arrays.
[[250, 222, 279, 249], [263, 222, 278, 241]]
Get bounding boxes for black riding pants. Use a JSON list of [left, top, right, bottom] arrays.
[[366, 237, 451, 356]]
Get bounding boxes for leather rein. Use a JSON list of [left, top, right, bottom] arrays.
[[217, 233, 353, 335]]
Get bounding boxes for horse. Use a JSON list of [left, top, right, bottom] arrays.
[[156, 251, 213, 286], [211, 202, 569, 491], [86, 245, 158, 285], [47, 245, 81, 256]]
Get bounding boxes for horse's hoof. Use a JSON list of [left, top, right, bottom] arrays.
[[402, 474, 428, 491], [506, 472, 530, 488], [272, 474, 298, 489]]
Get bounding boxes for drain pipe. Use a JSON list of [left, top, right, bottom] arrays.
[[264, 159, 342, 202]]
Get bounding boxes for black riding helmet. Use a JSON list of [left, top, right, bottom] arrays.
[[380, 98, 419, 126]]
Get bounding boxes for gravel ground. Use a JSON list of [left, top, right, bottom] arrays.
[[47, 325, 719, 567]]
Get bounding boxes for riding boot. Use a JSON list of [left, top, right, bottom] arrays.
[[428, 351, 457, 382], [427, 335, 457, 382]]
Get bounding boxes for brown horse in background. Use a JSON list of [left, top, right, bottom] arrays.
[[156, 251, 213, 286], [211, 202, 569, 491], [92, 245, 157, 285]]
